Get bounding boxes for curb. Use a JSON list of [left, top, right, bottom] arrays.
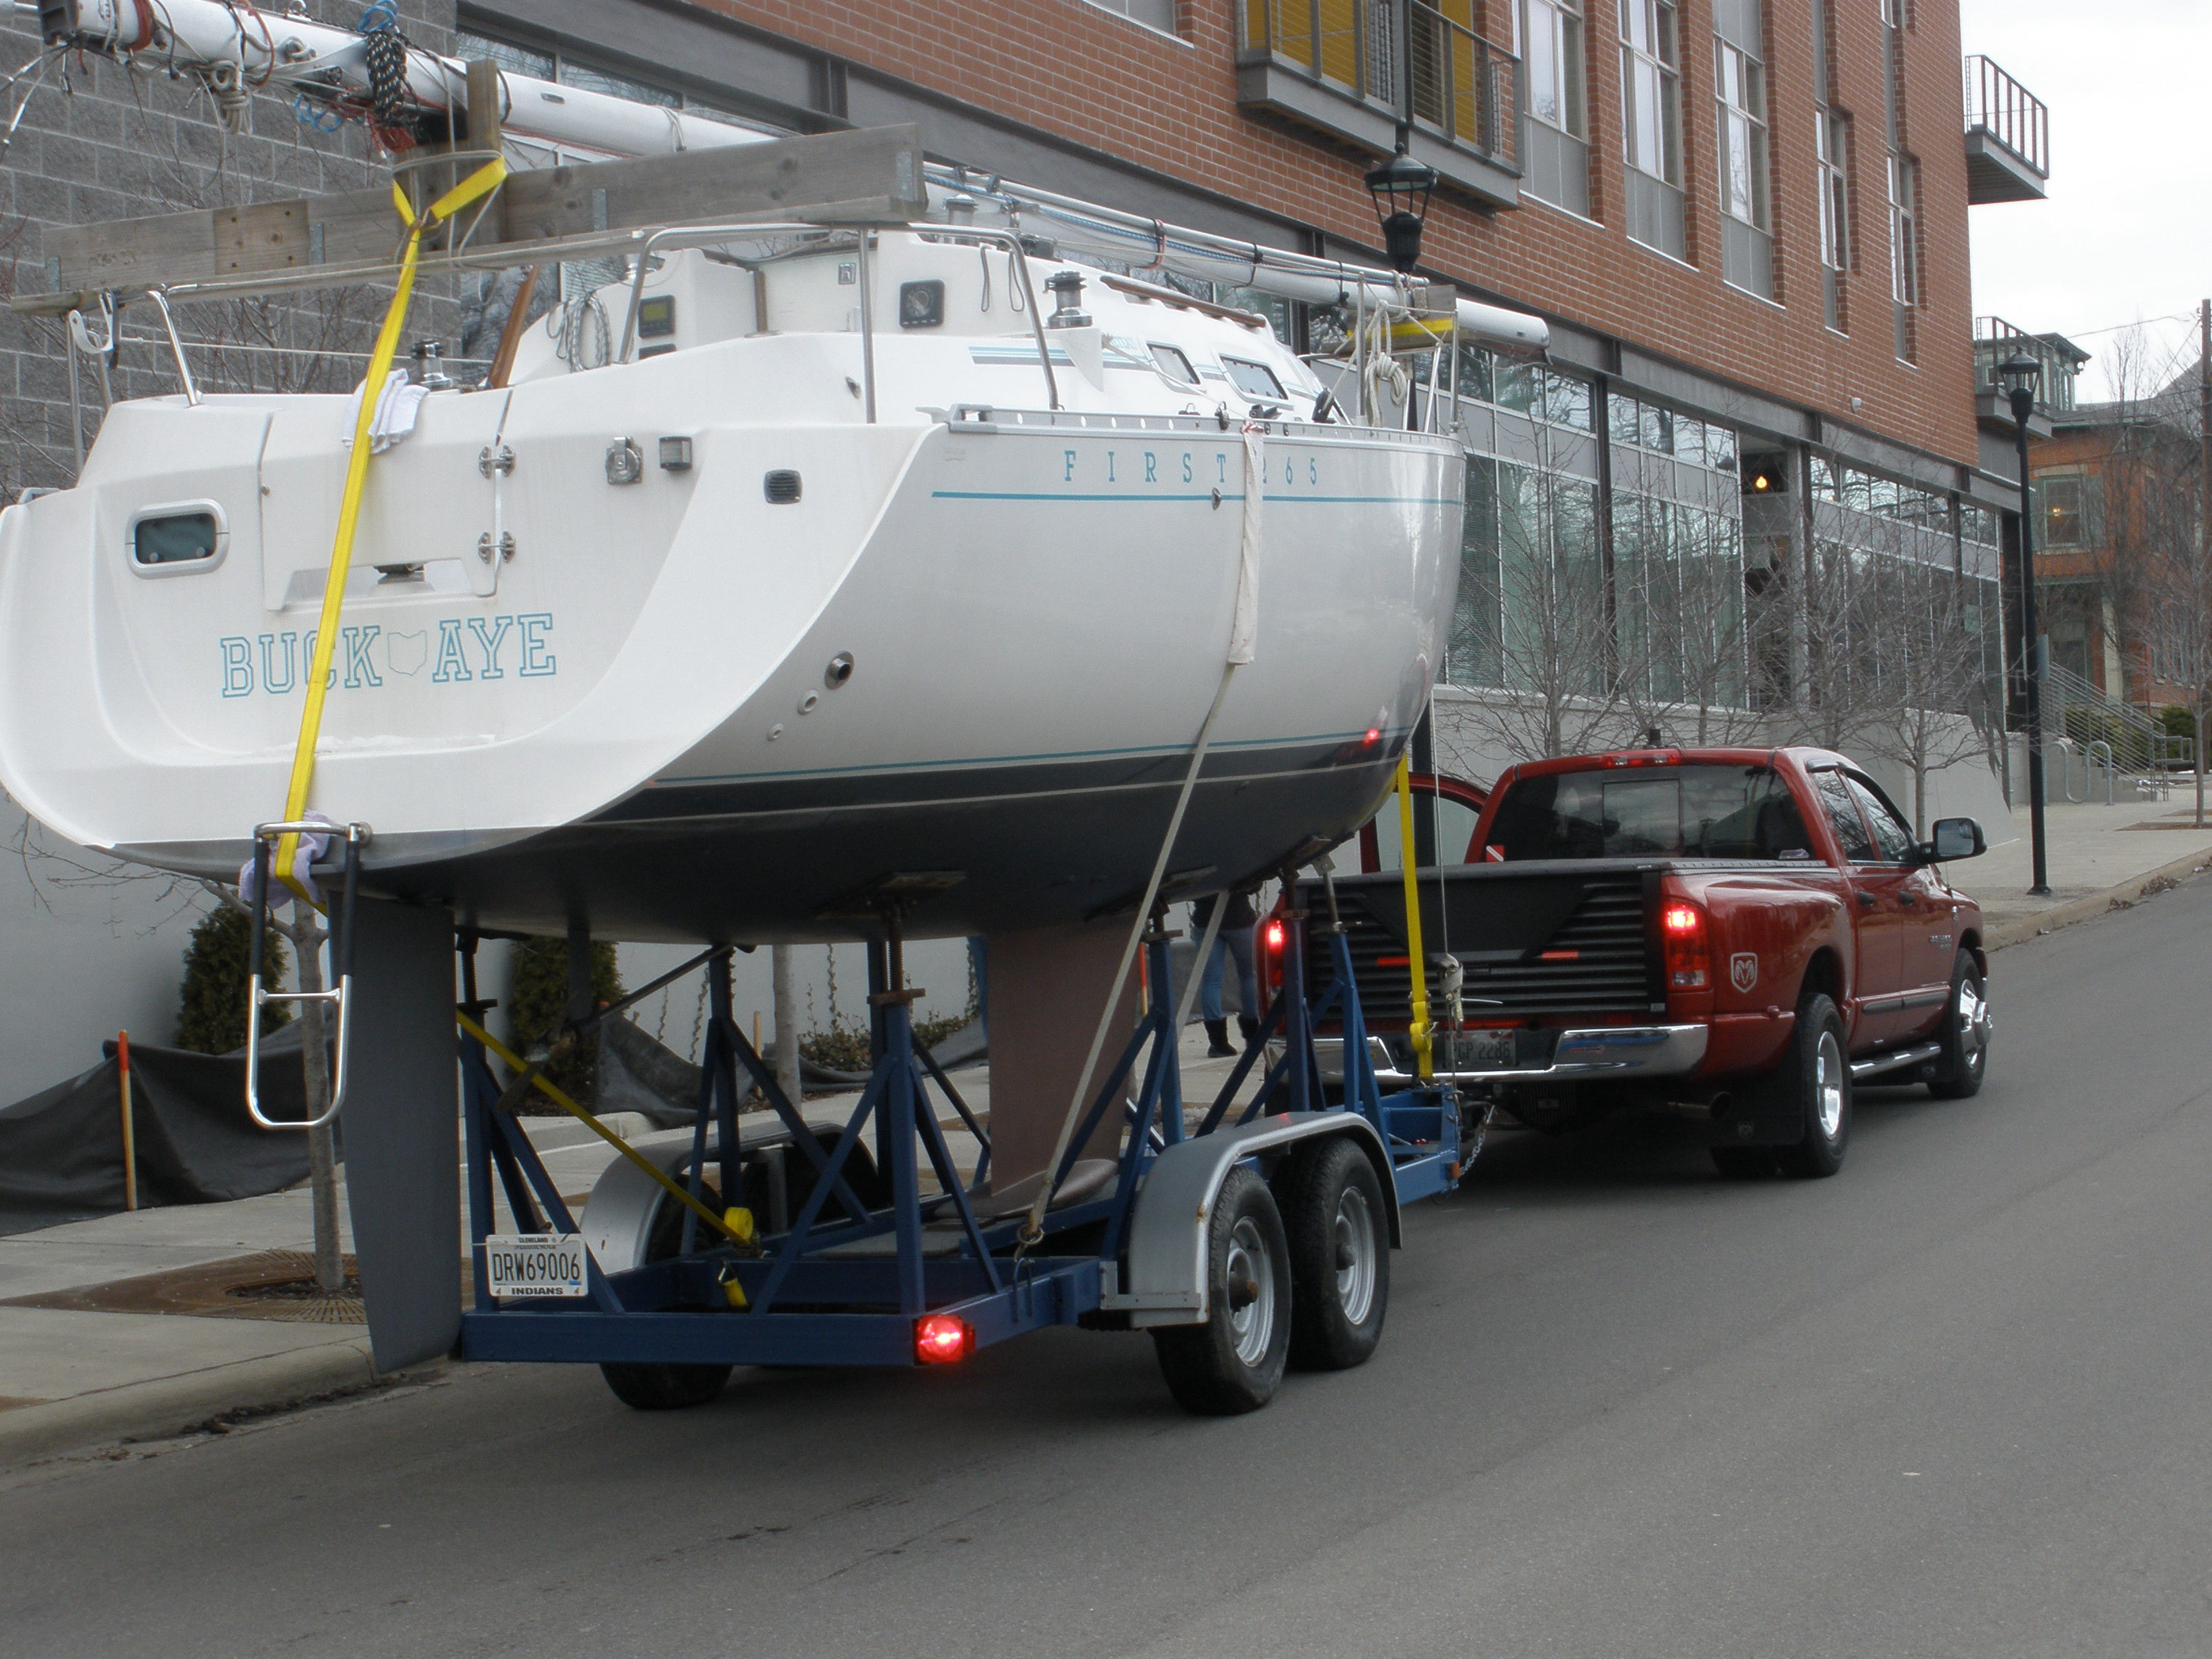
[[1983, 844, 2212, 953], [0, 1335, 403, 1469]]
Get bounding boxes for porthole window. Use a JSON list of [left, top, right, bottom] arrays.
[[127, 504, 227, 575], [1221, 356, 1287, 400], [1149, 343, 1200, 387]]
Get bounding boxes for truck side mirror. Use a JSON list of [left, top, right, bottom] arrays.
[[1927, 817, 1985, 861]]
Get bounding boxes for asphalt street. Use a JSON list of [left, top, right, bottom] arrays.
[[5, 880, 2210, 1658]]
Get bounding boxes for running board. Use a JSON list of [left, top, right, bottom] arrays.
[[1851, 1041, 1942, 1082]]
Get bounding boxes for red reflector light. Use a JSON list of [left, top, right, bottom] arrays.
[[1265, 919, 1286, 950], [914, 1313, 974, 1365], [1376, 954, 1410, 967], [1364, 726, 1381, 745], [1538, 949, 1579, 962], [1660, 901, 1709, 988]]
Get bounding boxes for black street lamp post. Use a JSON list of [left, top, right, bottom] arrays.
[[2000, 350, 2051, 896]]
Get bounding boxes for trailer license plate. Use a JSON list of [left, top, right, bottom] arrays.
[[484, 1233, 588, 1299]]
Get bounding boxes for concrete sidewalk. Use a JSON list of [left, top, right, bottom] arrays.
[[1948, 796, 2212, 945], [7, 794, 2209, 1469]]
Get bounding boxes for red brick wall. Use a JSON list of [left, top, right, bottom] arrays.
[[680, 0, 1980, 468]]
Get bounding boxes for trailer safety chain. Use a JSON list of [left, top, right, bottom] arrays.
[[270, 155, 508, 906], [457, 1010, 750, 1252]]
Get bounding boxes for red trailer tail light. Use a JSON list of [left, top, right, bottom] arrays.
[[914, 1313, 975, 1364], [1260, 915, 1287, 1002], [1661, 901, 1709, 989]]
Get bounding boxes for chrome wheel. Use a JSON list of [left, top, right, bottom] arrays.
[[1332, 1185, 1378, 1327], [1955, 977, 1989, 1076], [1225, 1214, 1277, 1368], [1815, 1029, 1846, 1140]]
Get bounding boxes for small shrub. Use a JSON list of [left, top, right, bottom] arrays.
[[798, 1008, 973, 1077], [176, 906, 291, 1054], [506, 937, 624, 1107]]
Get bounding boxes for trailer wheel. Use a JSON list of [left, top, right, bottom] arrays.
[[1926, 954, 1990, 1100], [1284, 1137, 1389, 1372], [1151, 1167, 1290, 1415], [599, 1361, 733, 1411]]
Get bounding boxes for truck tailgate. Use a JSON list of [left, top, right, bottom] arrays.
[[1307, 862, 1664, 1020]]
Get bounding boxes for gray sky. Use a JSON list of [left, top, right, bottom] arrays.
[[1959, 0, 2210, 398]]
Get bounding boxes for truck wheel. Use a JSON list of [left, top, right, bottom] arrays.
[[600, 1361, 733, 1410], [1151, 1167, 1290, 1414], [1769, 991, 1851, 1179], [1927, 954, 1990, 1100], [1284, 1138, 1389, 1372]]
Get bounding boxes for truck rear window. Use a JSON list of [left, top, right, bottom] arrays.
[[1483, 765, 1814, 861]]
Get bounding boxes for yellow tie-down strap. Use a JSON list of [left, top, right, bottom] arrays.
[[457, 1012, 749, 1252], [272, 159, 509, 904]]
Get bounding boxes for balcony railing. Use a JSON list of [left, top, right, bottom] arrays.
[[1963, 55, 2049, 203], [1974, 316, 2086, 416], [1237, 1, 1519, 203]]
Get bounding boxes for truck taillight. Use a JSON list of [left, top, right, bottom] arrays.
[[1662, 901, 1708, 989]]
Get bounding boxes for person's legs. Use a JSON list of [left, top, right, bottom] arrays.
[[1200, 936, 1233, 1055], [1227, 926, 1260, 1043]]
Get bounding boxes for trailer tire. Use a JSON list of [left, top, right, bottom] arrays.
[[1926, 954, 1990, 1100], [1151, 1167, 1290, 1415], [599, 1361, 733, 1410], [1283, 1136, 1389, 1372]]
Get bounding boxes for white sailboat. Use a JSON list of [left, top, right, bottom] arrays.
[[0, 1, 1544, 944]]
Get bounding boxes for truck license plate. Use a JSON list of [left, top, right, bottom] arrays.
[[1458, 1029, 1517, 1071], [483, 1233, 589, 1299]]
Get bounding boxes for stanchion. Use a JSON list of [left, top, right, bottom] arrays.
[[117, 1029, 137, 1212]]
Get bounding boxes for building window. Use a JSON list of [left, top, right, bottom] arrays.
[[1713, 0, 1771, 299], [2040, 476, 2096, 549], [1520, 0, 1590, 215], [1887, 151, 1919, 359], [1080, 0, 1179, 37], [1816, 110, 1851, 329], [1619, 0, 1685, 258]]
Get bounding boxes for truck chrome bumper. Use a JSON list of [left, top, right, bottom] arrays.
[[1303, 1025, 1710, 1086]]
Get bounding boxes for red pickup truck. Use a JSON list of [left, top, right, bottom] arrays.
[[1298, 746, 1992, 1178]]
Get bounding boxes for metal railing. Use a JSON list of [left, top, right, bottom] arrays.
[[1240, 0, 1518, 166], [1974, 315, 2083, 415], [2039, 657, 2195, 774], [1963, 55, 2049, 179]]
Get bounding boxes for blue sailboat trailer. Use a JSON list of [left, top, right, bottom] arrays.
[[453, 884, 1470, 1415]]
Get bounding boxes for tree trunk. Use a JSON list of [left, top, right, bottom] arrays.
[[295, 930, 344, 1294]]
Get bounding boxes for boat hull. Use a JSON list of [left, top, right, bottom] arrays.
[[1, 380, 1462, 943]]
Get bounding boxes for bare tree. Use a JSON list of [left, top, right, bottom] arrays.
[[1860, 555, 1996, 834], [1462, 419, 1642, 760]]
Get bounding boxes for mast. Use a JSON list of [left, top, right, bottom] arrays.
[[27, 0, 762, 159]]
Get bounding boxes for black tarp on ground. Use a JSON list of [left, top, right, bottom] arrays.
[[0, 1025, 326, 1235]]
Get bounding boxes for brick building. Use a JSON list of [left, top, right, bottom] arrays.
[[442, 0, 2047, 806]]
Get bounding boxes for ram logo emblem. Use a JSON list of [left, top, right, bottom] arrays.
[[1729, 952, 1759, 992]]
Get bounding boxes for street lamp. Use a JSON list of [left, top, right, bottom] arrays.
[[1365, 144, 1436, 274], [1999, 349, 2051, 896]]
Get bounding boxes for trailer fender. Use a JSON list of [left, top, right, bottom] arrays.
[[1107, 1112, 1399, 1328], [581, 1121, 827, 1273]]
